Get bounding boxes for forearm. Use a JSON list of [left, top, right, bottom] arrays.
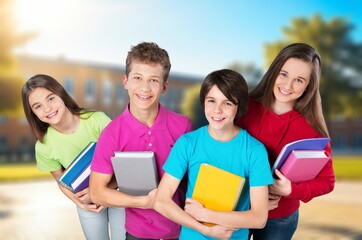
[[198, 186, 269, 229], [154, 195, 207, 234], [90, 185, 149, 208], [201, 208, 267, 229], [57, 182, 82, 206], [89, 171, 152, 208], [288, 160, 335, 202]]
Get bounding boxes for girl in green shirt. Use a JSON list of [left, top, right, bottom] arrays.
[[22, 74, 125, 240]]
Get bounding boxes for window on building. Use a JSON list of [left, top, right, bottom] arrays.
[[333, 134, 347, 149], [85, 78, 96, 103], [353, 134, 362, 148], [160, 86, 177, 111], [0, 135, 8, 152], [0, 116, 8, 125], [103, 80, 112, 105], [64, 77, 74, 98], [117, 81, 125, 104], [18, 117, 28, 125]]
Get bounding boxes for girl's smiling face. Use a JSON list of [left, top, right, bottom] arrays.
[[28, 87, 66, 126], [272, 57, 312, 113]]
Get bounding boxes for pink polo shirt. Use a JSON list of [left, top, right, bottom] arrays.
[[91, 103, 192, 239]]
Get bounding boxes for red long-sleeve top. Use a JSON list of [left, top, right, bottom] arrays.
[[238, 100, 335, 218]]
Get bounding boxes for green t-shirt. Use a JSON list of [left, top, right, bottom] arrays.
[[35, 111, 111, 172]]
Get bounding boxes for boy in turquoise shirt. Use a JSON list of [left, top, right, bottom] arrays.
[[155, 69, 273, 239]]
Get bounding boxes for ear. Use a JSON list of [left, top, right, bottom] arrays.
[[122, 75, 128, 89], [162, 81, 169, 93]]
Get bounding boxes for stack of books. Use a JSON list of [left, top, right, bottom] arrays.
[[272, 138, 331, 182], [58, 142, 96, 193]]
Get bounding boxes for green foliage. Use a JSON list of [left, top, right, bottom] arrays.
[[226, 61, 263, 90], [264, 14, 362, 119], [180, 84, 207, 129]]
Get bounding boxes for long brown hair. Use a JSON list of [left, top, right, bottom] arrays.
[[21, 74, 86, 143], [250, 43, 329, 137]]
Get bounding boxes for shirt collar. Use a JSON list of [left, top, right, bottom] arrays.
[[124, 103, 167, 136]]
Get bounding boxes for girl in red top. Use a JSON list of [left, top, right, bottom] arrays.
[[238, 43, 335, 240]]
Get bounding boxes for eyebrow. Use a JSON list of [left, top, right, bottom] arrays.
[[31, 93, 54, 109], [280, 70, 307, 81]]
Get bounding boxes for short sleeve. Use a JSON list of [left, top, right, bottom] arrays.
[[84, 111, 111, 137], [35, 141, 62, 172], [163, 135, 189, 180], [248, 142, 274, 187]]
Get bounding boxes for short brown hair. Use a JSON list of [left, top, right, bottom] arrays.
[[125, 42, 171, 83], [200, 69, 248, 124]]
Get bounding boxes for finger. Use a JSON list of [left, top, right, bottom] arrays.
[[274, 169, 285, 179], [74, 188, 88, 197]]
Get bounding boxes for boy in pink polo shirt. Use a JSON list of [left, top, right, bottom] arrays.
[[90, 42, 193, 240]]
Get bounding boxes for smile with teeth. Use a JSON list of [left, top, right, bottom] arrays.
[[46, 111, 57, 118], [279, 87, 291, 95], [212, 117, 225, 121], [137, 94, 152, 100]]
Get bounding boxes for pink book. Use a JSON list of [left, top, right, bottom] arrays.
[[280, 150, 331, 183]]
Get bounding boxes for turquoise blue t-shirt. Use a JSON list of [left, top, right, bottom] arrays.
[[163, 126, 274, 240]]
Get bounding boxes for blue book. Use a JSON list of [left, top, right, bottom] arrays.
[[271, 138, 330, 173], [58, 142, 96, 193]]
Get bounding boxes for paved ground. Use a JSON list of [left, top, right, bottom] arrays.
[[0, 179, 361, 240]]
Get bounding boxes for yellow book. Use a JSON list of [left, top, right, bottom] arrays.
[[192, 163, 245, 225]]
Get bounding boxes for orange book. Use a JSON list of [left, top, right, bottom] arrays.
[[192, 163, 245, 225], [280, 150, 330, 183]]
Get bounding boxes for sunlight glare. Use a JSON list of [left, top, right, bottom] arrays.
[[14, 0, 83, 32]]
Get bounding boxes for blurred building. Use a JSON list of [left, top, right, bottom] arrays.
[[329, 117, 362, 155], [0, 55, 202, 163]]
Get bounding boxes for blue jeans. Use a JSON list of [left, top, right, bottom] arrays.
[[125, 232, 178, 240], [250, 210, 299, 240], [77, 206, 125, 240]]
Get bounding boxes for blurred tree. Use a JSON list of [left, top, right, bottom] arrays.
[[264, 14, 362, 120], [227, 61, 264, 90], [180, 84, 207, 129], [0, 0, 34, 115]]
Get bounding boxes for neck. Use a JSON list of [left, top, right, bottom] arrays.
[[271, 101, 294, 115], [52, 110, 80, 134], [129, 105, 159, 127], [208, 125, 240, 142]]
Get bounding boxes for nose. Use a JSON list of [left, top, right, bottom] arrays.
[[284, 78, 293, 90], [44, 103, 52, 113], [214, 103, 222, 113], [140, 80, 151, 92]]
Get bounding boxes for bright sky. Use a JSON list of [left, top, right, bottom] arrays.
[[13, 0, 362, 77]]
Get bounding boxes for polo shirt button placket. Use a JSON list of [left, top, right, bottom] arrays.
[[147, 131, 153, 150]]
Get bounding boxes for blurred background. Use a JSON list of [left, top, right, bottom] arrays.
[[0, 0, 361, 239]]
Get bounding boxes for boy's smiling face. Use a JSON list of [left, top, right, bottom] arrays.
[[204, 85, 238, 135], [123, 61, 168, 115]]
